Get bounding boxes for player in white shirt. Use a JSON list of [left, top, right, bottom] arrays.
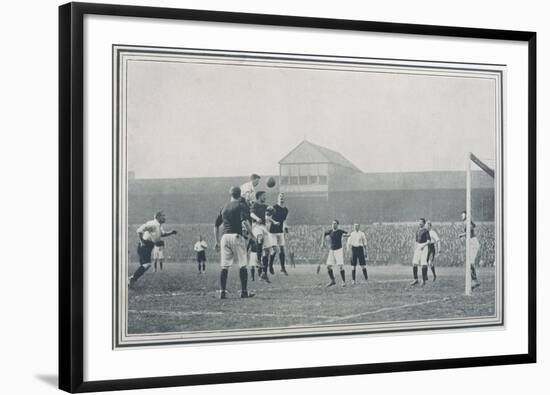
[[194, 235, 208, 273], [426, 221, 441, 281], [240, 173, 261, 206], [347, 223, 368, 284], [459, 211, 481, 290], [129, 211, 177, 288]]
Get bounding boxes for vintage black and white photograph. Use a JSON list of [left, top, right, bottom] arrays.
[[114, 46, 503, 347]]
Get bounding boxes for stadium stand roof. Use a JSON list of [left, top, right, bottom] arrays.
[[279, 140, 361, 172]]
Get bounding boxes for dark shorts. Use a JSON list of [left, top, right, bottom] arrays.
[[154, 239, 165, 247], [197, 250, 206, 263], [137, 240, 154, 265], [427, 244, 436, 263], [350, 246, 367, 266]]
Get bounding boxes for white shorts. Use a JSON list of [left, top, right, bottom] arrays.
[[326, 248, 344, 267], [248, 251, 260, 268], [152, 246, 164, 260], [269, 233, 286, 247], [468, 237, 480, 263], [412, 244, 429, 266], [220, 233, 248, 268], [252, 223, 272, 248]]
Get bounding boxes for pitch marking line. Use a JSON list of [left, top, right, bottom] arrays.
[[129, 290, 494, 325], [312, 290, 494, 325]]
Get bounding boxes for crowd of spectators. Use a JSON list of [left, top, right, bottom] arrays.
[[128, 222, 495, 267]]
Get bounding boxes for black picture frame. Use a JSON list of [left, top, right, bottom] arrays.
[[59, 2, 537, 393]]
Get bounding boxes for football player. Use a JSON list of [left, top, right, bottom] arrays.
[[459, 211, 481, 290], [267, 193, 289, 275], [194, 235, 208, 273], [129, 211, 177, 288], [251, 191, 273, 282], [322, 220, 349, 287], [214, 186, 254, 299], [411, 218, 431, 287], [426, 221, 441, 281], [346, 223, 368, 284], [240, 173, 261, 206]]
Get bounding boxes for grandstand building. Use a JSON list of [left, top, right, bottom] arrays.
[[128, 140, 494, 224]]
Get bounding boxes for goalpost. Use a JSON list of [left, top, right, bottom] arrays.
[[465, 152, 495, 296]]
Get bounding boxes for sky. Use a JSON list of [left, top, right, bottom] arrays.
[[126, 57, 498, 179]]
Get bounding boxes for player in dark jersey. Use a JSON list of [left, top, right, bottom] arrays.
[[214, 186, 254, 299], [267, 193, 289, 275], [459, 210, 481, 289], [321, 220, 349, 287], [247, 234, 262, 281], [250, 191, 273, 282], [411, 218, 431, 287]]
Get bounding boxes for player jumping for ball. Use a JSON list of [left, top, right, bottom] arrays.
[[426, 221, 441, 281], [267, 193, 289, 275], [459, 210, 481, 290], [411, 218, 431, 287], [322, 220, 349, 287], [129, 211, 177, 288], [240, 173, 261, 206], [347, 223, 368, 284], [214, 186, 255, 299], [194, 235, 208, 274]]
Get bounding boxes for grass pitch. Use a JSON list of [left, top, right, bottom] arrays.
[[127, 263, 496, 334]]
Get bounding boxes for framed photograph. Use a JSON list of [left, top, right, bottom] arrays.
[[59, 2, 536, 393]]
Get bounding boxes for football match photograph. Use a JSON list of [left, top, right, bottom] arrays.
[[113, 46, 503, 346]]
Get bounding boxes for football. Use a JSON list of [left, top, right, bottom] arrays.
[[266, 177, 276, 188]]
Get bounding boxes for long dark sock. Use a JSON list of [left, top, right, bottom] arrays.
[[269, 253, 276, 267], [220, 268, 228, 291], [198, 262, 201, 272], [470, 264, 478, 281], [327, 268, 335, 282], [362, 267, 368, 280], [160, 260, 163, 271], [279, 252, 286, 270], [340, 269, 346, 282], [154, 261, 157, 271], [422, 266, 428, 282], [250, 267, 255, 281], [413, 266, 418, 280], [262, 255, 269, 277], [257, 251, 262, 274], [431, 266, 436, 278], [202, 262, 206, 272], [239, 267, 248, 292], [351, 268, 356, 281], [132, 264, 150, 282]]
